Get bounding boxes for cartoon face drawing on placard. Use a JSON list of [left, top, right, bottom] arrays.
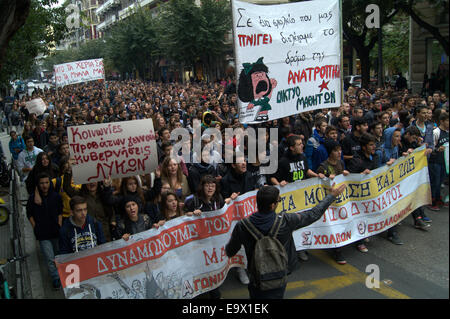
[[238, 57, 277, 122]]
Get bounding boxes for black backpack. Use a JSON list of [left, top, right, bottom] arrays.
[[241, 213, 288, 291]]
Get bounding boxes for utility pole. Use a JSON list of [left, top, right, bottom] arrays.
[[377, 26, 383, 88]]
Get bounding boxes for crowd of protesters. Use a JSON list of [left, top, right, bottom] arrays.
[[0, 76, 448, 297]]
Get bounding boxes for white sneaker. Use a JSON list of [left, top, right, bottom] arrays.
[[237, 268, 249, 285]]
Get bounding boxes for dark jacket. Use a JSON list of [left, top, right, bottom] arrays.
[[347, 150, 380, 173], [187, 163, 217, 194], [26, 189, 62, 240], [184, 194, 225, 213], [59, 214, 106, 254], [341, 132, 362, 166], [220, 168, 258, 199], [113, 213, 153, 239], [226, 194, 336, 274]]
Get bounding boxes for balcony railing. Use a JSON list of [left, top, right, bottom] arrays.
[[96, 0, 121, 16]]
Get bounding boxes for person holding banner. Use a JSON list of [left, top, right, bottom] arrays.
[[113, 196, 155, 241], [398, 126, 432, 230], [428, 112, 449, 210], [225, 183, 346, 299], [317, 139, 350, 264], [380, 127, 406, 245], [183, 175, 238, 299], [347, 133, 380, 253]]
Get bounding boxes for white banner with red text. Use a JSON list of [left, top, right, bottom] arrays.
[[55, 146, 430, 299], [54, 58, 104, 87]]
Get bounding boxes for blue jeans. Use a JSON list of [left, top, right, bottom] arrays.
[[428, 162, 446, 201], [39, 239, 60, 282]]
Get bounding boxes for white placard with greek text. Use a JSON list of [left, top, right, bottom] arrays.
[[54, 58, 105, 87], [68, 119, 158, 185], [232, 0, 342, 124]]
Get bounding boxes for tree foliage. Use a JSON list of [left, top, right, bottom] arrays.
[[342, 0, 398, 88], [107, 5, 160, 79], [396, 0, 449, 56], [370, 13, 410, 75], [157, 0, 231, 80], [0, 0, 67, 89]]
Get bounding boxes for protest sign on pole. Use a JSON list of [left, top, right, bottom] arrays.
[[25, 98, 47, 116], [231, 0, 342, 124], [54, 58, 105, 87], [67, 119, 158, 185], [56, 147, 430, 299]]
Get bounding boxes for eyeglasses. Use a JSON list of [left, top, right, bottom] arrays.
[[277, 198, 282, 203]]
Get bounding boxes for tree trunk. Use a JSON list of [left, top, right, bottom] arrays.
[[359, 51, 371, 89], [0, 0, 31, 71]]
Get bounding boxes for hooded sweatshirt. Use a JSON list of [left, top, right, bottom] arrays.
[[59, 214, 106, 254], [305, 128, 328, 171], [379, 127, 400, 166], [26, 186, 62, 241]]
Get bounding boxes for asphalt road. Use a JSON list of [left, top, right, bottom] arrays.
[[36, 191, 448, 300], [220, 193, 449, 299]]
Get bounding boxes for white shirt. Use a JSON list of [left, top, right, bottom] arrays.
[[17, 146, 43, 180]]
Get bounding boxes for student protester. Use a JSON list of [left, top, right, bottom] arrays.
[[26, 173, 63, 289], [188, 146, 218, 194], [161, 157, 191, 202], [379, 127, 405, 245], [271, 134, 323, 187], [113, 196, 158, 241], [316, 140, 350, 264], [184, 175, 237, 216], [26, 152, 59, 195], [59, 195, 106, 254], [51, 142, 70, 167], [341, 117, 369, 167], [158, 190, 184, 222], [411, 105, 435, 152], [17, 135, 43, 182], [31, 120, 49, 149], [43, 132, 59, 158], [63, 171, 115, 242], [183, 175, 238, 299], [336, 115, 351, 142], [428, 112, 449, 210], [8, 130, 26, 163], [305, 118, 328, 172], [225, 183, 346, 299], [398, 126, 432, 228], [219, 154, 258, 284], [270, 134, 323, 261], [347, 133, 380, 253]]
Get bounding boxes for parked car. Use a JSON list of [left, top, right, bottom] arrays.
[[344, 75, 362, 88]]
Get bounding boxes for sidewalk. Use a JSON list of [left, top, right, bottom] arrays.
[[18, 180, 64, 299]]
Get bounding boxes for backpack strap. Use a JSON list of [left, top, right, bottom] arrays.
[[241, 217, 263, 241], [268, 212, 284, 238]]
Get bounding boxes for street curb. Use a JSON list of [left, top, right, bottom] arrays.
[[19, 183, 46, 299]]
